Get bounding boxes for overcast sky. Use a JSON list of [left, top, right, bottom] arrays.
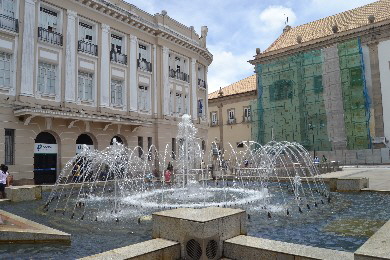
[[126, 0, 376, 93]]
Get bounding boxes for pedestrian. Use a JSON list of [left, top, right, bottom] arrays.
[[244, 159, 249, 168], [314, 156, 320, 165], [321, 155, 328, 163], [164, 167, 171, 183], [0, 164, 9, 199]]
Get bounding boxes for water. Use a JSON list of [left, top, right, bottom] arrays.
[[1, 191, 390, 258]]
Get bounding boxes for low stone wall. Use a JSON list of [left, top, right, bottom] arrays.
[[328, 178, 369, 192], [224, 235, 354, 260], [0, 210, 70, 244], [5, 185, 42, 202], [309, 148, 390, 165], [79, 238, 180, 260], [354, 219, 390, 259]]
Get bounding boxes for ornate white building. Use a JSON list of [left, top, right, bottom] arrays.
[[0, 0, 212, 184]]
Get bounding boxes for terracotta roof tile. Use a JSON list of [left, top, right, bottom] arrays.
[[208, 74, 256, 99], [264, 0, 390, 53]]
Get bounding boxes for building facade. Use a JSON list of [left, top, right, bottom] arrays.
[[0, 0, 212, 184], [250, 0, 390, 163], [208, 75, 256, 159]]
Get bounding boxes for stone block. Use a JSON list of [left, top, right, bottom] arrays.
[[336, 178, 369, 191], [354, 219, 390, 259], [5, 185, 42, 202]]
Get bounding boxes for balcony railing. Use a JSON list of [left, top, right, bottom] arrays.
[[243, 116, 251, 123], [0, 14, 18, 32], [198, 79, 206, 89], [210, 120, 218, 127], [227, 118, 236, 125], [110, 51, 127, 65], [78, 40, 98, 56], [38, 27, 63, 46], [137, 59, 152, 72], [169, 69, 190, 83]]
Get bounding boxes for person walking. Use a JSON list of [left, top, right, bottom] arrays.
[[0, 164, 9, 199]]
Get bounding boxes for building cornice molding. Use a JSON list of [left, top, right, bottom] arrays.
[[72, 0, 213, 65], [251, 20, 390, 64]]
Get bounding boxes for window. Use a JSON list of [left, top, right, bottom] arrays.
[[78, 71, 93, 101], [176, 93, 182, 114], [147, 137, 152, 161], [228, 109, 235, 124], [111, 79, 123, 106], [172, 138, 176, 160], [138, 136, 143, 158], [184, 94, 188, 114], [269, 79, 293, 101], [37, 62, 56, 95], [39, 7, 58, 31], [313, 75, 323, 93], [198, 99, 204, 117], [138, 85, 149, 112], [169, 91, 174, 115], [79, 22, 93, 42], [0, 52, 12, 88], [0, 0, 17, 32], [138, 44, 149, 61], [0, 0, 15, 18], [243, 107, 251, 122], [111, 34, 122, 54], [4, 128, 14, 165], [211, 112, 217, 126]]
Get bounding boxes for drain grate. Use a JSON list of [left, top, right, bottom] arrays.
[[186, 239, 202, 260], [206, 240, 218, 259]]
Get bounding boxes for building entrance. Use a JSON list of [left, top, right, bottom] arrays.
[[34, 132, 57, 184]]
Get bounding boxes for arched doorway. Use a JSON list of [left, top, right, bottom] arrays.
[[76, 133, 95, 154], [110, 135, 125, 146], [34, 132, 58, 184]]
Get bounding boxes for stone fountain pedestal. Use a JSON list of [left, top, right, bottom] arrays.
[[152, 207, 247, 260]]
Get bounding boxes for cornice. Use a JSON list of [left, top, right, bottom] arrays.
[[250, 20, 390, 64], [73, 0, 213, 65]]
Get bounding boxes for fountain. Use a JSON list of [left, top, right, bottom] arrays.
[[44, 114, 329, 222]]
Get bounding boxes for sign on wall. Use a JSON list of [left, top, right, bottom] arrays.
[[76, 144, 94, 154], [34, 143, 58, 154]]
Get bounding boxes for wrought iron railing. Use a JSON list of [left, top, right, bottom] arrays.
[[78, 40, 98, 56], [227, 118, 236, 125], [137, 59, 152, 72], [0, 14, 18, 32], [110, 51, 127, 65], [38, 27, 63, 46], [169, 69, 190, 83]]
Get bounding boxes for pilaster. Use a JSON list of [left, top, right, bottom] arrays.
[[153, 44, 157, 117], [191, 58, 197, 120], [129, 34, 138, 112], [20, 0, 37, 96], [100, 24, 110, 107], [162, 46, 170, 116], [65, 10, 77, 103]]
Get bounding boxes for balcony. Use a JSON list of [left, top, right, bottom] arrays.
[[137, 59, 152, 72], [38, 27, 63, 46], [210, 120, 218, 127], [227, 118, 236, 125], [169, 69, 190, 83], [243, 116, 251, 123], [78, 40, 98, 56], [0, 14, 18, 32], [110, 50, 127, 65], [198, 79, 206, 89]]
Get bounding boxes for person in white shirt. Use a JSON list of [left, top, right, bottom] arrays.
[[0, 164, 9, 199]]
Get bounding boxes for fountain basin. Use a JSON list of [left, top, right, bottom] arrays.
[[0, 210, 70, 244]]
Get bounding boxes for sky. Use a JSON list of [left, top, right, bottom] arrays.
[[126, 0, 377, 93]]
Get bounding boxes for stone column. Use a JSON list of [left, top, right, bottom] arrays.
[[191, 58, 197, 120], [65, 10, 77, 103], [368, 42, 385, 138], [100, 24, 110, 107], [162, 46, 170, 116], [20, 0, 36, 96], [153, 44, 157, 117], [129, 35, 138, 112]]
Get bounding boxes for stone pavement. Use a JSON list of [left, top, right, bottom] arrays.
[[320, 167, 390, 191]]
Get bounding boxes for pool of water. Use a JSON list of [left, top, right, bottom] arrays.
[[1, 189, 390, 258]]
